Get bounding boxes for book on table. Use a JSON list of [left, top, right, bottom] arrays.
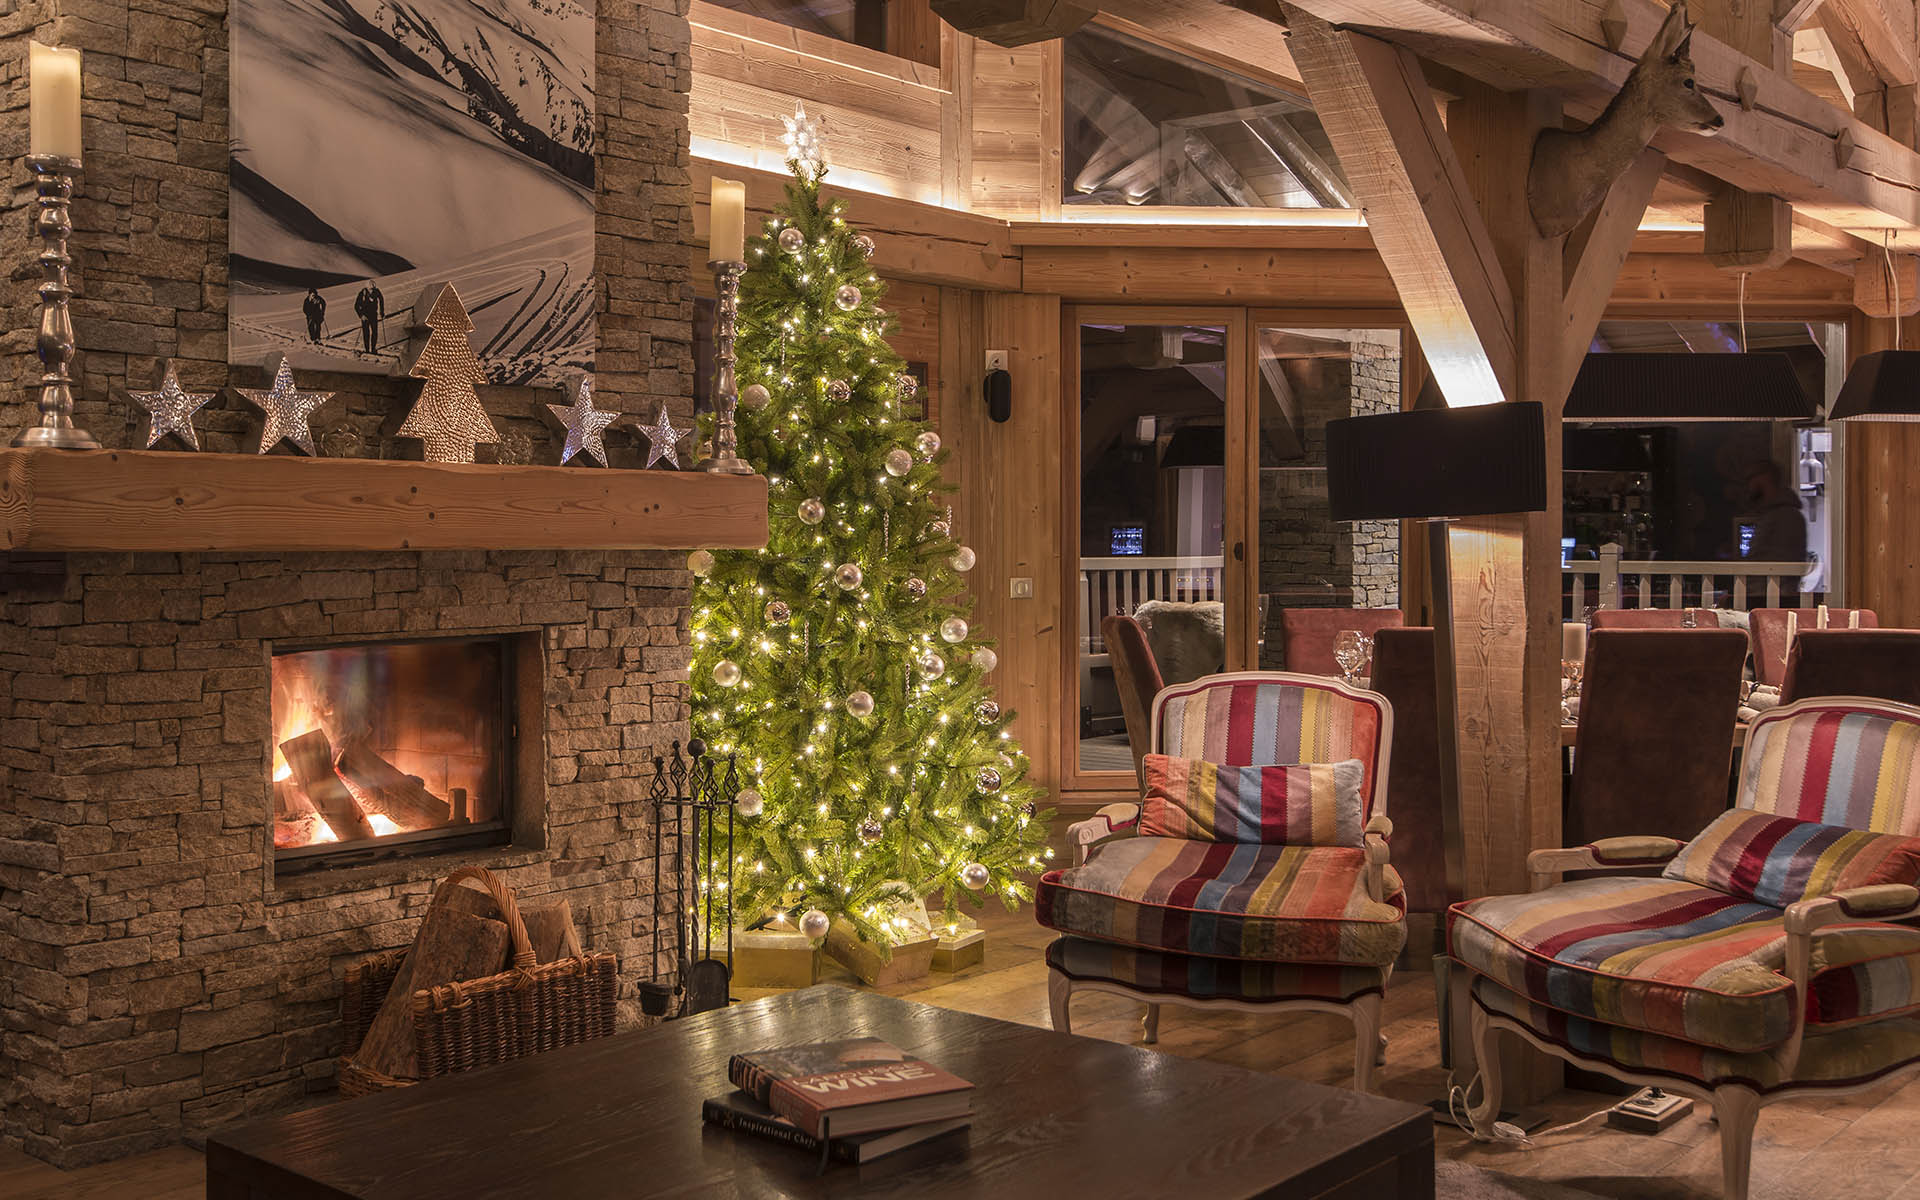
[[701, 1092, 969, 1163], [727, 1036, 973, 1138]]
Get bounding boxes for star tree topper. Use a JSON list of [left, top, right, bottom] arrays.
[[547, 375, 619, 467], [637, 403, 688, 469], [396, 282, 500, 464], [126, 359, 217, 450], [781, 102, 825, 175], [235, 355, 333, 455]]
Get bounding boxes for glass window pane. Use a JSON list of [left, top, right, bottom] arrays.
[[1255, 327, 1401, 669], [1063, 25, 1352, 210], [1079, 323, 1227, 773], [705, 0, 890, 58]]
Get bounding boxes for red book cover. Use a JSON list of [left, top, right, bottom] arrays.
[[727, 1037, 973, 1137]]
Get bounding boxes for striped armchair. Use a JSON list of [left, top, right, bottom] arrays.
[[1036, 672, 1403, 1091], [1454, 698, 1920, 1200]]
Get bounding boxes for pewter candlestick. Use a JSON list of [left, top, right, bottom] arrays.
[[13, 154, 96, 449], [698, 259, 753, 475]]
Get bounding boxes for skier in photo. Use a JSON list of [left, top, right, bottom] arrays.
[[354, 281, 385, 355], [303, 288, 326, 344]]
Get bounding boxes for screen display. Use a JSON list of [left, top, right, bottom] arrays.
[[1110, 525, 1145, 556]]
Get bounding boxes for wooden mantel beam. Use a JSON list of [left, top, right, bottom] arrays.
[[1281, 8, 1519, 407], [1228, 0, 1920, 241]]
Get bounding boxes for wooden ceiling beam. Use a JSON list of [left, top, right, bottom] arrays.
[[1824, 0, 1916, 87], [1776, 0, 1831, 31], [1561, 149, 1667, 396], [1280, 6, 1519, 406]]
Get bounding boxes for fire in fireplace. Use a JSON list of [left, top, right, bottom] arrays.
[[271, 635, 516, 868]]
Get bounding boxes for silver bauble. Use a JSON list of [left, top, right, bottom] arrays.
[[687, 549, 715, 577], [914, 431, 941, 458], [940, 617, 969, 644], [827, 378, 851, 402], [853, 233, 876, 258], [950, 546, 976, 572], [885, 448, 913, 477], [846, 690, 875, 718], [834, 284, 862, 311], [741, 383, 771, 411], [764, 599, 791, 626], [904, 577, 927, 600], [973, 647, 999, 674], [975, 699, 1001, 725], [797, 497, 826, 525], [713, 659, 742, 688], [976, 766, 1002, 794], [920, 650, 946, 679], [799, 908, 830, 939], [961, 862, 990, 891], [858, 818, 883, 843], [1020, 801, 1037, 817], [834, 562, 863, 590], [778, 226, 805, 253], [897, 373, 920, 399], [928, 519, 951, 539], [735, 788, 764, 817]]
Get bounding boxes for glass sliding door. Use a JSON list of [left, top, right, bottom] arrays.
[[1249, 318, 1407, 669], [1069, 310, 1250, 783]]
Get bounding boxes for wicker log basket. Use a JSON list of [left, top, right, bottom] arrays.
[[337, 866, 618, 1097]]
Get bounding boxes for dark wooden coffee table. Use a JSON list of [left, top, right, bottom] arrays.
[[206, 986, 1433, 1199]]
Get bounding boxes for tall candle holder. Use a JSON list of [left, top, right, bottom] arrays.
[[698, 259, 753, 475], [12, 154, 98, 450]]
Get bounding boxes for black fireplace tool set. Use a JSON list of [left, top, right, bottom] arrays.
[[639, 739, 738, 1019]]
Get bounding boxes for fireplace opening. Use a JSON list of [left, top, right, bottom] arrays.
[[271, 635, 518, 873]]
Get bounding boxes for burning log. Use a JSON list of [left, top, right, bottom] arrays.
[[279, 728, 375, 843], [350, 905, 511, 1080], [335, 741, 453, 829]]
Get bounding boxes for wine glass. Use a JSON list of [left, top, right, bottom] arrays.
[[1561, 659, 1585, 723], [1334, 630, 1365, 685]]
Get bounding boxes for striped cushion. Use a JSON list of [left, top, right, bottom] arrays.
[[1742, 707, 1920, 832], [1156, 679, 1385, 812], [1450, 876, 1920, 1051], [1140, 755, 1366, 846], [1046, 936, 1387, 1004], [1663, 809, 1920, 908], [1472, 977, 1920, 1093], [1035, 837, 1406, 968]]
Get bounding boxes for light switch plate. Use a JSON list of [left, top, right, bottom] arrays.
[[986, 349, 1008, 373], [1009, 577, 1033, 599]]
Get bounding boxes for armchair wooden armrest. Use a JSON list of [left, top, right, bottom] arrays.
[[1526, 836, 1685, 892], [1364, 814, 1393, 904], [1066, 802, 1140, 865]]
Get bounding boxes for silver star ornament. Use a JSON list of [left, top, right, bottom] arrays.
[[235, 356, 333, 455], [637, 403, 689, 469], [780, 103, 825, 175], [126, 359, 216, 450], [547, 375, 619, 467]]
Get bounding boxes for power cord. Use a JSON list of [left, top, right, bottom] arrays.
[[1445, 1071, 1615, 1148]]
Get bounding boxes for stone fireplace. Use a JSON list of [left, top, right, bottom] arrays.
[[0, 547, 691, 1165]]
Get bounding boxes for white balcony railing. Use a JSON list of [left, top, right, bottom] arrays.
[[1079, 555, 1224, 653], [1564, 542, 1813, 616]]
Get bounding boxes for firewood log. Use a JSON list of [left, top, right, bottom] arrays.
[[334, 741, 452, 828], [439, 886, 584, 963], [351, 906, 511, 1080], [279, 728, 374, 842]]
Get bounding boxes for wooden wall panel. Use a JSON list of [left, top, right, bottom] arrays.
[[970, 43, 1054, 218], [1845, 312, 1920, 628], [940, 291, 1065, 799]]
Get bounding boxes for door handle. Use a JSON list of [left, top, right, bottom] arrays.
[[1232, 541, 1245, 562]]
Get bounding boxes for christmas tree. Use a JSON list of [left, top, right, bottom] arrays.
[[690, 112, 1051, 951], [398, 283, 499, 464]]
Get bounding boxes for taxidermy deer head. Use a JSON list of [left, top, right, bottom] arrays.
[[1528, 2, 1723, 238]]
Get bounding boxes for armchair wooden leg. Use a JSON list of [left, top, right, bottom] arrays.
[[1468, 1004, 1503, 1128], [1141, 1003, 1161, 1044], [1047, 969, 1072, 1034], [1713, 1085, 1761, 1200], [1350, 993, 1383, 1093]]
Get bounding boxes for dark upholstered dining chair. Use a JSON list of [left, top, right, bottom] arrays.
[[1368, 627, 1446, 919], [1781, 629, 1920, 708], [1275, 607, 1405, 675], [1566, 628, 1749, 847], [1100, 615, 1164, 793], [1750, 607, 1877, 687], [1589, 608, 1720, 630]]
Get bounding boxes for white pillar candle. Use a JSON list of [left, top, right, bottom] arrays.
[[1850, 609, 1861, 629], [29, 43, 82, 162], [1817, 603, 1829, 629], [1562, 621, 1587, 662], [709, 178, 745, 264]]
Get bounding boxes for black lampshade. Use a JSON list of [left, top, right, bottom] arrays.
[[1326, 402, 1547, 521], [1564, 352, 1814, 422], [1831, 350, 1920, 421]]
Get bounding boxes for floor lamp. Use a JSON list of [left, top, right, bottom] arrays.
[[1325, 401, 1548, 1089]]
